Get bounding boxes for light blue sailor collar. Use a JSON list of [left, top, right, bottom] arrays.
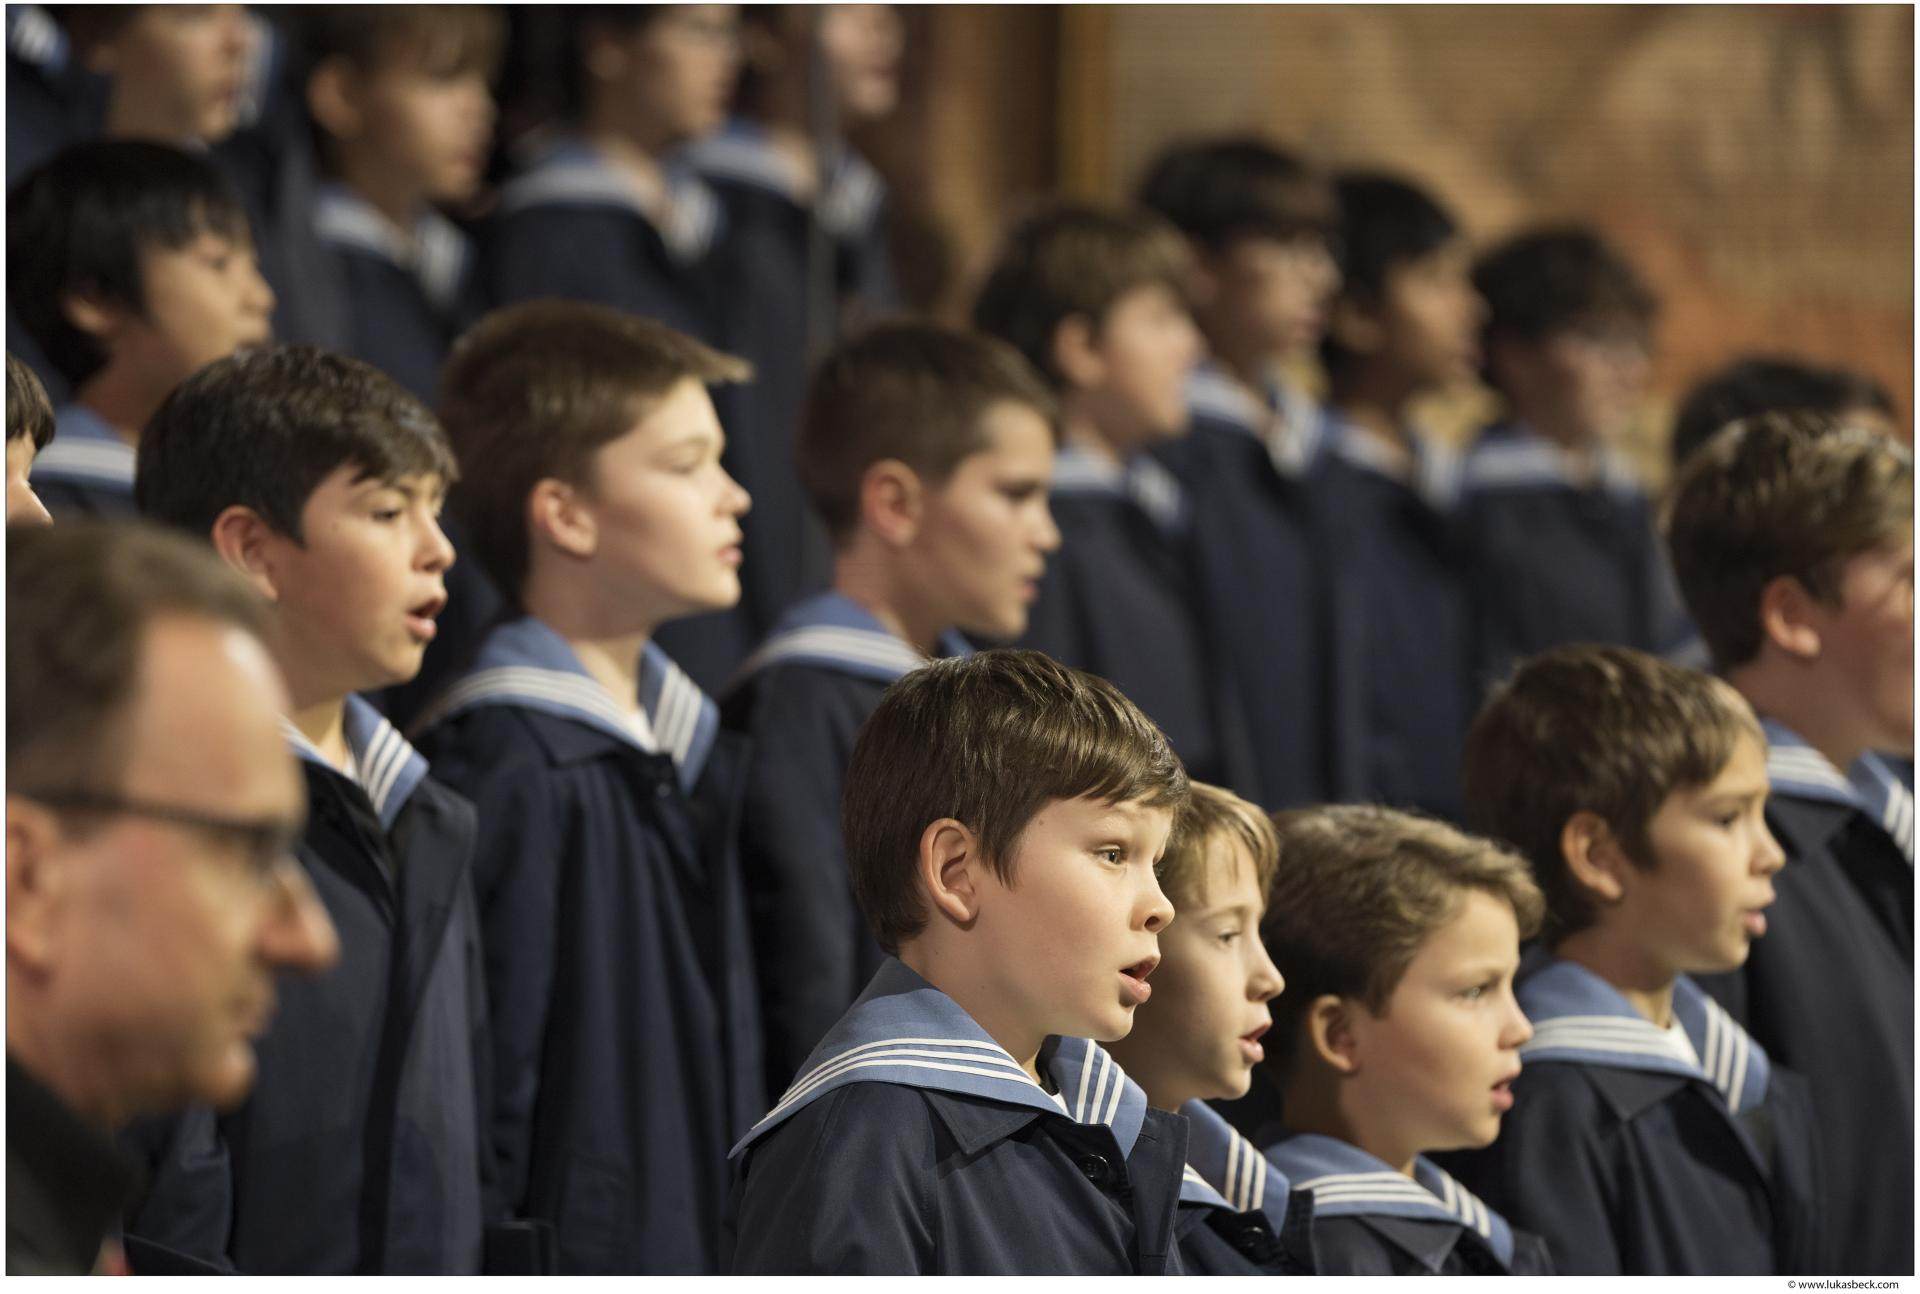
[[1319, 406, 1463, 512], [30, 405, 136, 493], [496, 135, 722, 264], [1050, 443, 1189, 536], [7, 5, 67, 74], [313, 183, 470, 314], [680, 118, 886, 241], [1179, 1098, 1294, 1223], [1184, 361, 1324, 479], [1762, 718, 1914, 865], [731, 956, 1150, 1161], [1516, 954, 1771, 1113], [281, 695, 431, 831], [1461, 422, 1642, 499], [409, 615, 717, 792], [1265, 1132, 1516, 1269], [726, 590, 971, 692]]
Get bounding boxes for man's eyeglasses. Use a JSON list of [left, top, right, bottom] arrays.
[[17, 789, 302, 885]]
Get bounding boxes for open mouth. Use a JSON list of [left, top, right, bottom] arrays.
[[405, 594, 447, 642], [1119, 955, 1159, 1006], [1490, 1067, 1520, 1111], [1238, 1020, 1271, 1064]]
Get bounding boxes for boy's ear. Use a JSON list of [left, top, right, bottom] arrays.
[[305, 57, 365, 141], [1758, 574, 1825, 661], [59, 291, 127, 348], [858, 458, 925, 548], [209, 504, 288, 604], [1327, 295, 1382, 357], [527, 478, 597, 562], [6, 798, 67, 973], [1048, 314, 1105, 391], [1305, 994, 1360, 1075], [917, 817, 983, 928], [1561, 810, 1630, 905]]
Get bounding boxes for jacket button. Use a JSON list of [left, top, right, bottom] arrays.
[[654, 781, 672, 799], [1076, 1154, 1111, 1186]]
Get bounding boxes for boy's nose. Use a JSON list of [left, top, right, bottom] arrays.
[[1754, 821, 1787, 876]]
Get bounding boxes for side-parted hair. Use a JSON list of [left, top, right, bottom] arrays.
[[1671, 355, 1898, 470], [8, 521, 270, 797], [799, 320, 1056, 544], [7, 353, 55, 450], [972, 203, 1192, 390], [7, 140, 254, 389], [1262, 805, 1542, 1077], [1473, 226, 1657, 352], [1135, 136, 1338, 253], [844, 649, 1190, 954], [1320, 171, 1460, 379], [438, 299, 750, 595], [1666, 411, 1914, 672], [136, 345, 456, 542], [1464, 645, 1764, 942], [1157, 781, 1280, 911]]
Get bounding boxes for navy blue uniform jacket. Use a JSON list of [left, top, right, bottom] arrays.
[[722, 592, 969, 1093], [1173, 1098, 1317, 1274], [124, 699, 491, 1273], [1020, 444, 1260, 795], [1264, 1132, 1552, 1275], [30, 404, 136, 520], [412, 616, 764, 1273], [728, 960, 1187, 1274], [1438, 956, 1824, 1274], [1459, 424, 1691, 690], [1696, 723, 1913, 1274]]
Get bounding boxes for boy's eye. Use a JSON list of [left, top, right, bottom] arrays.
[[1095, 846, 1124, 865], [1216, 927, 1242, 947]]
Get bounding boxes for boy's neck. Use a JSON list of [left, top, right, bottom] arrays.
[[331, 155, 432, 232], [287, 696, 352, 776], [1059, 407, 1128, 466], [1549, 931, 1678, 1028], [1329, 394, 1416, 466], [1280, 1065, 1418, 1178], [1727, 658, 1869, 772], [832, 548, 948, 658], [582, 101, 674, 175], [521, 576, 657, 710], [1204, 332, 1285, 398], [1509, 401, 1601, 467], [74, 375, 164, 449], [753, 118, 822, 203], [899, 943, 1047, 1085]]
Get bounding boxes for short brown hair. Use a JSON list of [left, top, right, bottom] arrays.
[[438, 300, 751, 595], [972, 202, 1193, 389], [7, 352, 54, 450], [1262, 805, 1543, 1078], [844, 648, 1191, 954], [1667, 411, 1913, 671], [799, 321, 1056, 544], [1158, 781, 1279, 911], [8, 521, 270, 797], [1464, 645, 1764, 943], [299, 5, 506, 79]]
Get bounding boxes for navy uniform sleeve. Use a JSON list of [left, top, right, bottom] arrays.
[[119, 1106, 236, 1272], [730, 1085, 935, 1274]]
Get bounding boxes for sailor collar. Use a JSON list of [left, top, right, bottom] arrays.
[[7, 4, 67, 74], [1319, 407, 1463, 511], [30, 405, 135, 493], [1762, 718, 1914, 865], [681, 119, 886, 240], [312, 183, 470, 313], [282, 694, 430, 831], [1184, 361, 1324, 479], [731, 957, 1150, 1161], [726, 590, 971, 692], [497, 136, 722, 264], [1049, 443, 1189, 536], [1264, 1132, 1517, 1270], [1178, 1097, 1296, 1226], [1461, 422, 1641, 499], [410, 615, 717, 792]]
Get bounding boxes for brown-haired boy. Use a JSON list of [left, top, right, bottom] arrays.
[[7, 350, 55, 525], [1256, 805, 1552, 1275], [1666, 411, 1914, 1273], [409, 301, 763, 1273], [1442, 644, 1820, 1273], [728, 648, 1189, 1274], [723, 320, 1060, 1092], [1108, 783, 1315, 1275], [974, 203, 1259, 794]]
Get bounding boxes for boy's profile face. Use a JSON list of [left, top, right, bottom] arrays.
[[1343, 888, 1530, 1163], [1076, 282, 1203, 451], [970, 795, 1175, 1046], [256, 467, 453, 700], [1111, 836, 1282, 1107], [89, 6, 255, 143], [818, 4, 904, 124], [576, 377, 750, 625], [1495, 322, 1650, 447], [85, 229, 274, 397], [906, 399, 1059, 641], [1207, 233, 1341, 362], [1369, 239, 1484, 394], [7, 436, 52, 527], [1805, 534, 1915, 758], [1612, 730, 1783, 975], [594, 6, 741, 147], [329, 57, 497, 206]]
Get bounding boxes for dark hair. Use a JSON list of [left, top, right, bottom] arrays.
[[1671, 355, 1898, 469], [298, 5, 506, 79], [439, 299, 750, 595], [1464, 645, 1763, 942], [7, 140, 253, 388], [136, 345, 457, 542], [972, 202, 1192, 389], [564, 5, 670, 119], [8, 520, 270, 797], [1473, 227, 1657, 367], [1666, 411, 1914, 671], [843, 648, 1190, 955], [800, 320, 1056, 543], [1136, 136, 1338, 253], [1319, 171, 1460, 379], [7, 353, 56, 450]]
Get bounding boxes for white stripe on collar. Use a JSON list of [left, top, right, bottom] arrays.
[[7, 4, 66, 72], [1762, 719, 1914, 865], [1266, 1132, 1513, 1266], [1050, 445, 1189, 535], [281, 696, 430, 830], [1321, 409, 1463, 511], [31, 407, 136, 489], [1461, 425, 1641, 498], [1184, 365, 1324, 479], [313, 186, 471, 313], [727, 591, 971, 691], [684, 125, 887, 240], [498, 146, 721, 264]]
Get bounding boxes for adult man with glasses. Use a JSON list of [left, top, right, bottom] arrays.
[[6, 521, 338, 1274]]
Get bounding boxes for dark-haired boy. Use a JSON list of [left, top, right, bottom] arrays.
[[729, 649, 1189, 1274], [1137, 136, 1349, 809], [1671, 354, 1900, 470], [1667, 413, 1914, 1274], [1256, 805, 1552, 1276], [1442, 645, 1820, 1273], [725, 320, 1059, 1092], [126, 346, 499, 1274], [410, 301, 763, 1274], [1461, 227, 1689, 686], [1314, 172, 1484, 819], [974, 203, 1257, 795], [7, 350, 55, 525], [7, 140, 274, 519]]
